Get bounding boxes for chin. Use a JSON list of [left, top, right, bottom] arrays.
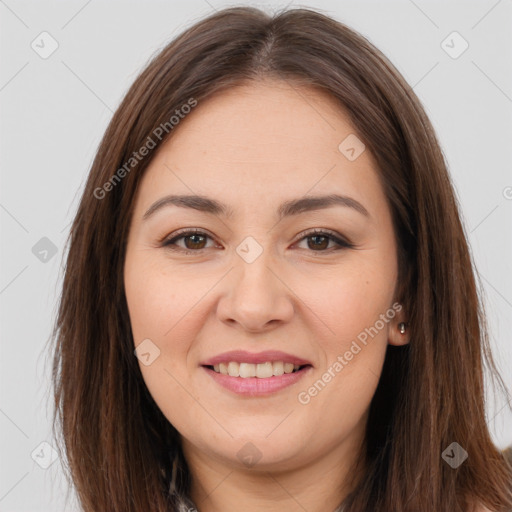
[[185, 426, 307, 470]]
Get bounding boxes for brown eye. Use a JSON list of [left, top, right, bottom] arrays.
[[306, 234, 330, 251], [162, 229, 215, 253], [181, 233, 208, 250], [296, 229, 354, 252]]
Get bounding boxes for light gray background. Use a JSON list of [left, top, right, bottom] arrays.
[[1, 0, 511, 510]]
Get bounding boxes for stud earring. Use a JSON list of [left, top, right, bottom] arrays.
[[398, 322, 407, 334]]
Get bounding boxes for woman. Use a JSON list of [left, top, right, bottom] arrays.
[[50, 6, 512, 512]]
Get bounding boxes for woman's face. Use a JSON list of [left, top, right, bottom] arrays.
[[124, 80, 408, 472]]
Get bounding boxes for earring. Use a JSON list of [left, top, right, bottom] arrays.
[[398, 322, 406, 334]]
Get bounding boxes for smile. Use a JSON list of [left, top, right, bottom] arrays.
[[202, 363, 312, 396], [209, 361, 306, 378]]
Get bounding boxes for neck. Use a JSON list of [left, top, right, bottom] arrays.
[[181, 429, 365, 512]]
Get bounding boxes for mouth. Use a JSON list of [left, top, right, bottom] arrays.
[[200, 350, 313, 396], [201, 360, 313, 396], [203, 361, 311, 378]]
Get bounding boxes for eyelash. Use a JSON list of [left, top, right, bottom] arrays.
[[160, 228, 355, 255]]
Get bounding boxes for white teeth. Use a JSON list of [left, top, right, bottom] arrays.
[[211, 361, 305, 378], [227, 361, 239, 377], [272, 361, 284, 376], [239, 362, 256, 378], [256, 361, 273, 378]]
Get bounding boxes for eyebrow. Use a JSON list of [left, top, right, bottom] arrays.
[[142, 193, 370, 221]]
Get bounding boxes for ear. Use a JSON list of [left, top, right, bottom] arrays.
[[387, 304, 410, 346]]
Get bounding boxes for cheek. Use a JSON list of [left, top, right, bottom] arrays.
[[124, 251, 202, 346], [298, 254, 396, 408], [124, 253, 206, 429], [299, 256, 397, 412], [307, 259, 397, 346], [296, 276, 394, 438]]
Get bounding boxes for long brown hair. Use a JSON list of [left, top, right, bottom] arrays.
[[48, 6, 512, 511]]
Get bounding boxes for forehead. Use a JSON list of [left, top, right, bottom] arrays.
[[134, 79, 385, 218], [164, 79, 358, 162]]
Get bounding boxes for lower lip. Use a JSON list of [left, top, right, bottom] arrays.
[[202, 365, 312, 396]]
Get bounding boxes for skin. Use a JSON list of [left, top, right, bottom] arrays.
[[123, 79, 411, 512]]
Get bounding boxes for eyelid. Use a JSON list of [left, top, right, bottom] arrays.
[[159, 228, 220, 252], [160, 227, 355, 253], [159, 227, 215, 245]]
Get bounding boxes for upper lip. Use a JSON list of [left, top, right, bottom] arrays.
[[200, 350, 313, 367]]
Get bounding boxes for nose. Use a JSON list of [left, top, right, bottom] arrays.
[[216, 249, 295, 333]]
